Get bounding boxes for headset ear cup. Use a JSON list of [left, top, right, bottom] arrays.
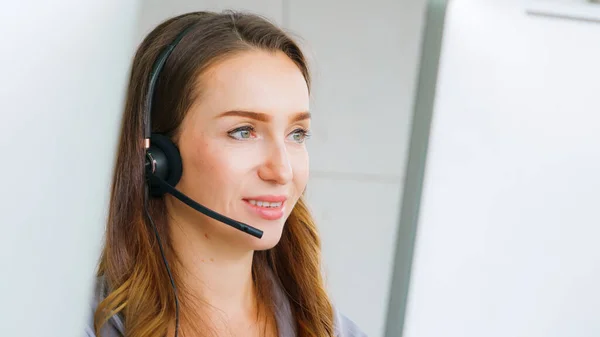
[[148, 133, 183, 197]]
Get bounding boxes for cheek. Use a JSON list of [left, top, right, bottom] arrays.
[[187, 141, 257, 190], [178, 138, 228, 196], [190, 146, 231, 183], [292, 150, 310, 192]]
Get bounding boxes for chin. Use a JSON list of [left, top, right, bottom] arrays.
[[244, 222, 285, 251]]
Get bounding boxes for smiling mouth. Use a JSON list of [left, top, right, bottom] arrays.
[[242, 196, 287, 220]]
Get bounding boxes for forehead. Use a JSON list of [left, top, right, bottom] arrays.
[[196, 50, 310, 116]]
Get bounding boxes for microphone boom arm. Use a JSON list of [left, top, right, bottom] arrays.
[[151, 176, 264, 239]]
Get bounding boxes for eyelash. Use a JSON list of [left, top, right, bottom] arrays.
[[228, 125, 256, 140], [291, 128, 312, 143], [227, 126, 312, 143]]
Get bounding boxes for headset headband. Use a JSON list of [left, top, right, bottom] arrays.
[[143, 23, 199, 146]]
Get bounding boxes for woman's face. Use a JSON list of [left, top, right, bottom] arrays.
[[173, 50, 310, 251]]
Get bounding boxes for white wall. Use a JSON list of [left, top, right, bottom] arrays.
[[135, 1, 427, 336], [0, 1, 140, 337], [403, 1, 600, 336]]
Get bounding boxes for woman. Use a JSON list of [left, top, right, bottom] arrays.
[[87, 10, 366, 337]]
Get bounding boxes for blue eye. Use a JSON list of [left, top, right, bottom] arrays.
[[228, 126, 256, 140], [288, 128, 311, 143]]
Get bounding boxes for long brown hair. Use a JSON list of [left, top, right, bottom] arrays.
[[94, 10, 334, 337]]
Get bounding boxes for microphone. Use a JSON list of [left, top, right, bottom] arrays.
[[149, 175, 264, 238]]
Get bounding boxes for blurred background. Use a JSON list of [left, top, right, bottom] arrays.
[[1, 0, 599, 336]]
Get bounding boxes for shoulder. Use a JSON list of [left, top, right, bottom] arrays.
[[84, 275, 124, 337], [333, 306, 368, 337]]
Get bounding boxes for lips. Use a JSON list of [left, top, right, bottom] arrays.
[[242, 195, 287, 221]]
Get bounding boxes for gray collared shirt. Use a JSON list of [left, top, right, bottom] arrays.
[[85, 273, 367, 337]]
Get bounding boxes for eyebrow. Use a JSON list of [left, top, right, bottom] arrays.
[[216, 110, 311, 123]]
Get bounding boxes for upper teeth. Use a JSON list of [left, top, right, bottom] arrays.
[[248, 200, 282, 208]]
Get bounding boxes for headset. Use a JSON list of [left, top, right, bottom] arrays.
[[142, 22, 263, 337]]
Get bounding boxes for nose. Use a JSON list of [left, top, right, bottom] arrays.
[[258, 141, 293, 185]]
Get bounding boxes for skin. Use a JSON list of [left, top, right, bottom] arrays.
[[165, 49, 311, 336]]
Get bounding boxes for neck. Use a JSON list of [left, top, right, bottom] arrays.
[[170, 219, 258, 318]]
